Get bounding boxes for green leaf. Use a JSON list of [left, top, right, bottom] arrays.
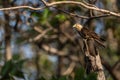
[[50, 76, 58, 80], [0, 47, 4, 50], [86, 72, 97, 80], [55, 14, 66, 22], [15, 37, 26, 44], [0, 59, 26, 79], [41, 9, 51, 24], [39, 76, 46, 80], [74, 67, 86, 80], [43, 9, 49, 19], [1, 60, 14, 77], [59, 76, 67, 80], [12, 54, 20, 60]]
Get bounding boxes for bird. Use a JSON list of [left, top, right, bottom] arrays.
[[73, 23, 105, 48]]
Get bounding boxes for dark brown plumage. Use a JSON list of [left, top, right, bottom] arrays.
[[73, 23, 105, 47]]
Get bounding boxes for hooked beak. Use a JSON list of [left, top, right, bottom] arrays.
[[73, 24, 76, 28]]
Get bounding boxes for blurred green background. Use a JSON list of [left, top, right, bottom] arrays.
[[0, 0, 120, 80]]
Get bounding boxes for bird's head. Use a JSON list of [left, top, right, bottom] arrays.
[[73, 23, 83, 31]]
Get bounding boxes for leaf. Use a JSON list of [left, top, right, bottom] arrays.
[[1, 60, 14, 77], [12, 54, 20, 60], [86, 72, 97, 80], [43, 9, 49, 19], [0, 59, 26, 79], [39, 76, 46, 80], [74, 67, 86, 80], [0, 47, 4, 50], [59, 76, 67, 80], [50, 76, 58, 80], [41, 9, 51, 24], [55, 14, 66, 22]]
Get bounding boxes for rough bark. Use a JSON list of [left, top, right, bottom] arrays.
[[83, 38, 106, 80]]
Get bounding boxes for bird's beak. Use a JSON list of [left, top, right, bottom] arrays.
[[73, 24, 76, 28]]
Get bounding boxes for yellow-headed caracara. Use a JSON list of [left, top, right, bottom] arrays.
[[73, 23, 105, 48]]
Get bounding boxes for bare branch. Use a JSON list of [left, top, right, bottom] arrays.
[[41, 0, 48, 6], [33, 26, 43, 33], [41, 44, 82, 62], [62, 61, 76, 75], [53, 7, 89, 19], [89, 14, 111, 19], [41, 44, 67, 56], [47, 1, 120, 17], [29, 27, 52, 42], [0, 1, 119, 17], [0, 6, 46, 11]]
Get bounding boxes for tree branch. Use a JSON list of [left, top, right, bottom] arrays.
[[0, 1, 119, 17], [47, 1, 120, 17], [62, 61, 76, 75], [0, 6, 46, 11]]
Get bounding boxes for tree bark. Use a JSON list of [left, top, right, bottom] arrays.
[[2, 0, 12, 61], [57, 56, 64, 78], [83, 39, 106, 80]]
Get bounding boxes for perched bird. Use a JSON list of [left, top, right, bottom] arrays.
[[73, 23, 105, 48]]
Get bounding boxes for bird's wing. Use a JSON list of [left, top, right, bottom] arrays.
[[91, 31, 100, 39], [83, 27, 105, 41], [78, 26, 105, 47], [91, 32, 105, 41], [81, 27, 90, 37]]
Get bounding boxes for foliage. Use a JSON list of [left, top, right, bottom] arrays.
[[74, 68, 97, 80], [0, 0, 119, 80], [0, 59, 26, 80], [38, 68, 97, 80], [0, 61, 97, 80]]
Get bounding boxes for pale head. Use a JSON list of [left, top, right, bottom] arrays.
[[73, 23, 83, 31]]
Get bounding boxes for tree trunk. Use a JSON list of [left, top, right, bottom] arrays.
[[84, 39, 106, 80], [2, 0, 12, 61], [57, 56, 64, 78]]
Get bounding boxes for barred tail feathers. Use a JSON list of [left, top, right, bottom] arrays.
[[94, 39, 105, 48]]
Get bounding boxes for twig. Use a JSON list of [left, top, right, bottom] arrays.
[[33, 26, 43, 33], [41, 44, 67, 56], [62, 61, 76, 75], [53, 7, 89, 19], [0, 6, 46, 11], [48, 1, 120, 17], [41, 0, 48, 6], [29, 27, 52, 42], [41, 44, 82, 62], [89, 14, 111, 19]]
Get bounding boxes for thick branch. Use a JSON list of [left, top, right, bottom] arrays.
[[83, 39, 106, 80]]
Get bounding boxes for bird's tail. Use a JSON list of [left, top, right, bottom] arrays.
[[94, 39, 105, 48], [100, 37, 105, 41]]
